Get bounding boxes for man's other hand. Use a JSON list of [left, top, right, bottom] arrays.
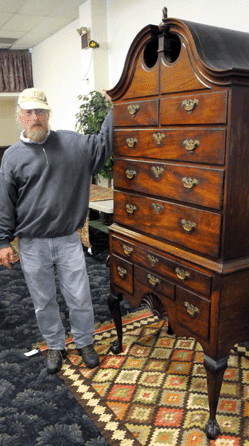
[[103, 89, 112, 105], [0, 247, 14, 269]]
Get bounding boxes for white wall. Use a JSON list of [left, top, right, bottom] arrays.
[[32, 19, 82, 131], [79, 0, 109, 96], [106, 0, 249, 88]]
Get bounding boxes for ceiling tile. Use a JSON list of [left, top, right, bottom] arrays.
[[10, 36, 42, 49], [18, 0, 63, 16], [28, 16, 73, 38], [9, 16, 73, 49], [2, 13, 46, 32], [0, 0, 83, 49], [50, 0, 82, 19], [0, 0, 27, 13], [0, 12, 13, 27], [0, 29, 25, 39]]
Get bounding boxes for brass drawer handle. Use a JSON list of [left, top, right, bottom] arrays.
[[183, 139, 200, 153], [182, 177, 198, 189], [126, 204, 137, 214], [147, 273, 160, 287], [152, 166, 164, 178], [152, 203, 164, 214], [147, 254, 159, 267], [127, 104, 140, 117], [181, 219, 197, 232], [184, 301, 200, 318], [117, 266, 127, 279], [182, 99, 199, 114], [126, 137, 138, 149], [153, 132, 165, 145], [175, 267, 190, 281], [123, 244, 133, 256], [126, 169, 137, 180]]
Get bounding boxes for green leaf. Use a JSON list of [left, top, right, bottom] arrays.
[[75, 90, 113, 181]]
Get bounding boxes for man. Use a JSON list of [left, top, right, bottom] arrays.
[[0, 87, 113, 374]]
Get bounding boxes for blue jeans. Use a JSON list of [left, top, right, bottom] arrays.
[[18, 232, 95, 350]]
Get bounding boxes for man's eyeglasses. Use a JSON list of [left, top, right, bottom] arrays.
[[24, 109, 48, 116]]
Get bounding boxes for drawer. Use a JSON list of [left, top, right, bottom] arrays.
[[113, 99, 159, 126], [176, 287, 210, 340], [114, 191, 222, 258], [112, 235, 137, 259], [135, 265, 175, 300], [110, 254, 134, 294], [160, 91, 228, 125], [113, 128, 226, 165], [111, 234, 212, 297], [114, 158, 224, 210]]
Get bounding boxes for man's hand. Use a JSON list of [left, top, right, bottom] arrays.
[[0, 247, 14, 270], [103, 89, 112, 105]]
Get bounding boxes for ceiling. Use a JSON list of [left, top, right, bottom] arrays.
[[0, 0, 85, 50]]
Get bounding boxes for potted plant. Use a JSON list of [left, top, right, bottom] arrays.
[[75, 90, 113, 186]]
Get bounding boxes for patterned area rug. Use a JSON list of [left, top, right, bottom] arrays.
[[38, 310, 249, 446]]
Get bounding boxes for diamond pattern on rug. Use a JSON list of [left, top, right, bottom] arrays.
[[38, 310, 249, 446]]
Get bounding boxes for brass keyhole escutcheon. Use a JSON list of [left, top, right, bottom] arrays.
[[127, 104, 140, 117], [182, 99, 199, 114], [126, 138, 138, 149], [153, 133, 165, 145], [183, 139, 200, 153], [182, 177, 198, 189], [181, 219, 197, 233]]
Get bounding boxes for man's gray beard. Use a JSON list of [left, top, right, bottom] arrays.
[[28, 127, 47, 142]]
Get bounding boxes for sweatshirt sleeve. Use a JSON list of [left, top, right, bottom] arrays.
[[0, 156, 17, 249], [86, 109, 113, 175]]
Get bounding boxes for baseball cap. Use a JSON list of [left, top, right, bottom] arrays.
[[18, 88, 50, 110]]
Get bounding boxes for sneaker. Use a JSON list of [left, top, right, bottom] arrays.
[[78, 344, 99, 369], [46, 349, 66, 374]]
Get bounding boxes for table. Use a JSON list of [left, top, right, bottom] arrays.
[[78, 184, 113, 249]]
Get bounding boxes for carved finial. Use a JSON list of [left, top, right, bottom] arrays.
[[162, 7, 168, 20], [159, 6, 170, 33]]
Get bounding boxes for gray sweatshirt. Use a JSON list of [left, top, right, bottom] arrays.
[[0, 109, 113, 249]]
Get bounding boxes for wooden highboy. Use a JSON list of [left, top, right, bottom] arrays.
[[107, 7, 249, 439]]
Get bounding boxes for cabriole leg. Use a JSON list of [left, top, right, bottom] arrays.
[[108, 293, 123, 354], [203, 354, 228, 440]]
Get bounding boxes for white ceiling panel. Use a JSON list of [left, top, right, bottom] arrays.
[[18, 0, 63, 16], [0, 29, 24, 38], [0, 0, 81, 49], [0, 0, 26, 13], [2, 14, 46, 32], [0, 12, 13, 27], [10, 33, 47, 49], [27, 16, 72, 38], [50, 0, 84, 19]]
